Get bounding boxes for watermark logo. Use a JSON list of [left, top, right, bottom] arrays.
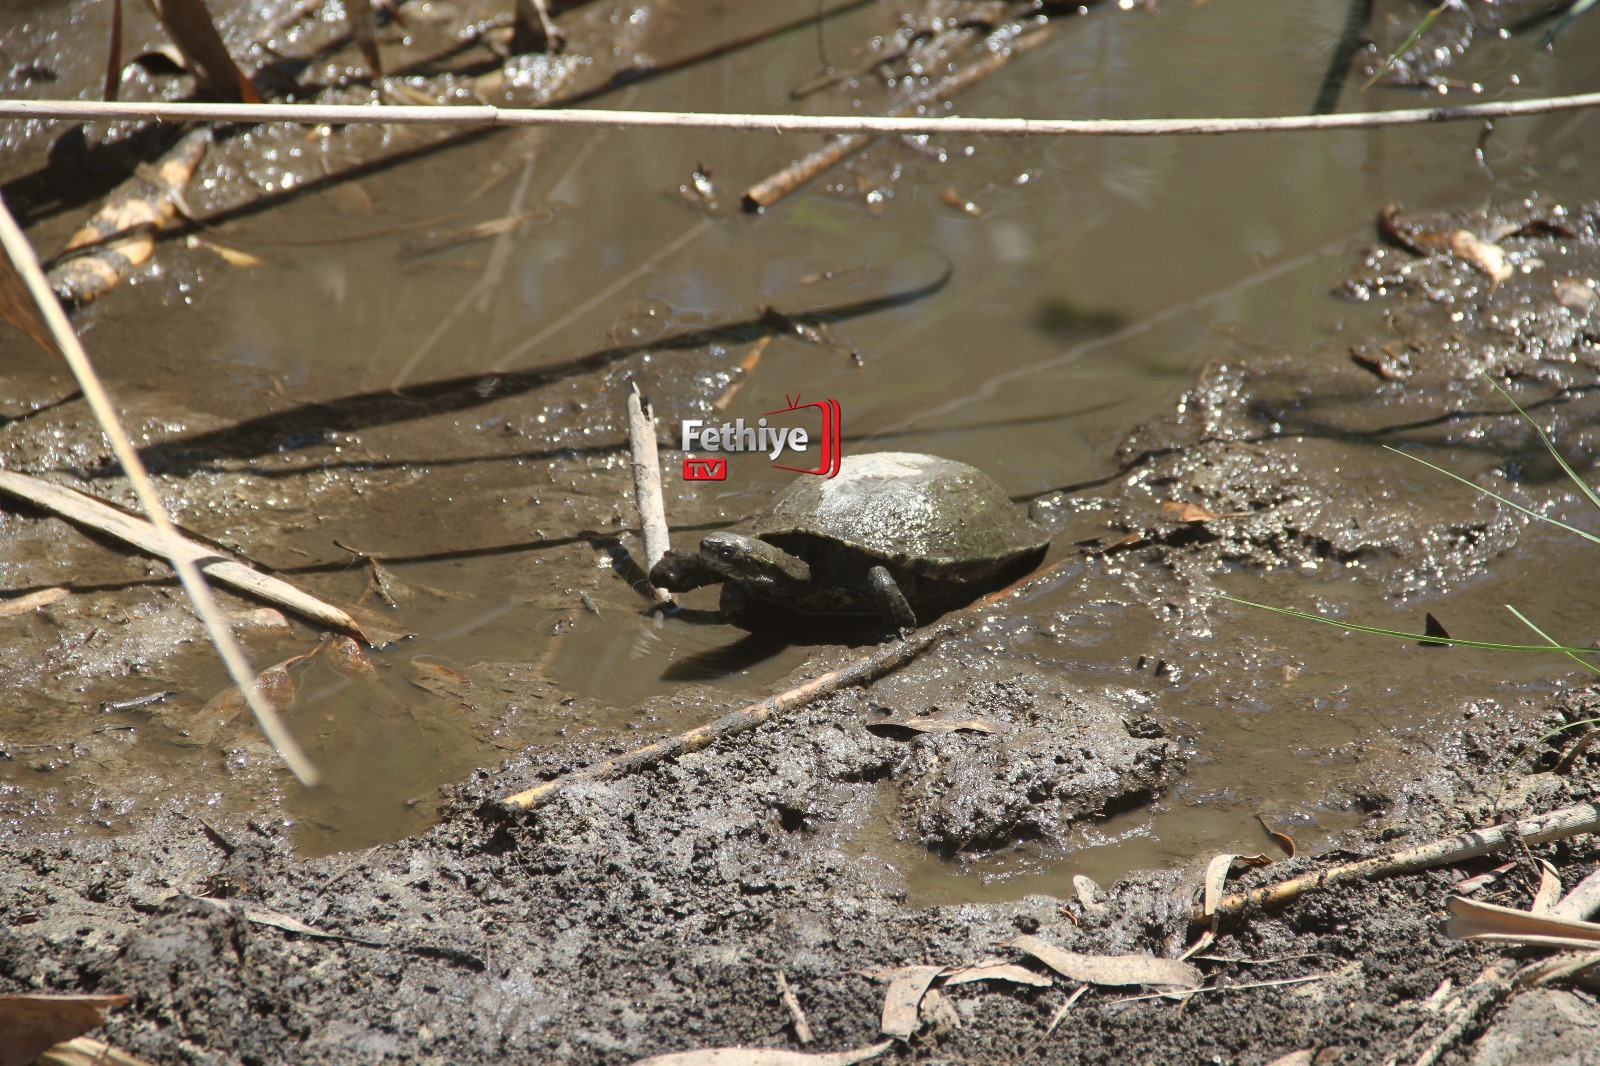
[[680, 395, 842, 480], [682, 457, 727, 481]]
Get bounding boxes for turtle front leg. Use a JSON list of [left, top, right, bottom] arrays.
[[867, 565, 917, 633]]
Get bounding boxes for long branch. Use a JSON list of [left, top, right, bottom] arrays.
[[2, 92, 1600, 137]]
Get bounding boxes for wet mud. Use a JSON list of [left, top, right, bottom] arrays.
[[6, 0, 1600, 1062]]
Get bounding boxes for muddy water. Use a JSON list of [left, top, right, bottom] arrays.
[[5, 0, 1600, 892]]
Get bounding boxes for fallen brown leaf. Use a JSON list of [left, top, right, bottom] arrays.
[[0, 993, 129, 1066], [629, 1041, 894, 1066], [1009, 935, 1202, 989], [876, 964, 943, 1038], [940, 957, 1051, 988], [1444, 894, 1600, 950], [1161, 501, 1249, 523]]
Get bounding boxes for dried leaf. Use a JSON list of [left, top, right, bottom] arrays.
[[188, 235, 262, 267], [0, 993, 129, 1066], [630, 1042, 894, 1066], [1256, 815, 1296, 858], [1008, 935, 1202, 989], [104, 0, 124, 101], [1161, 501, 1247, 523], [0, 586, 69, 617], [37, 1036, 156, 1066], [1533, 859, 1563, 914], [877, 964, 943, 1038], [1444, 894, 1600, 950], [147, 0, 261, 103], [1453, 860, 1516, 895], [940, 957, 1051, 988], [346, 0, 381, 75], [0, 220, 61, 357], [1448, 230, 1512, 288], [1185, 852, 1271, 959]]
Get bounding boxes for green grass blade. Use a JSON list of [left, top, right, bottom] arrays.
[[1383, 445, 1600, 546], [1505, 604, 1600, 676], [1480, 372, 1600, 513], [1363, 0, 1452, 90], [1218, 595, 1600, 657]]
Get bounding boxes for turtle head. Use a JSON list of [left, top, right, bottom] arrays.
[[699, 532, 811, 598]]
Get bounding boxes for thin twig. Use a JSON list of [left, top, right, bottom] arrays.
[[1193, 803, 1600, 928], [0, 195, 318, 786], [742, 24, 1052, 210], [3, 90, 1600, 138]]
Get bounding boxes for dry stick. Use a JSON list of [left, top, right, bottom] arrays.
[[626, 381, 671, 604], [501, 553, 1078, 810], [1407, 868, 1600, 1066], [0, 469, 366, 637], [6, 90, 1600, 137], [1194, 802, 1600, 928], [741, 25, 1052, 211], [775, 970, 815, 1045], [0, 196, 318, 786]]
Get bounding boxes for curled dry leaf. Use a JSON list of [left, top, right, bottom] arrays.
[[1185, 852, 1271, 958], [1008, 935, 1202, 989], [629, 1041, 895, 1066], [1444, 894, 1600, 950], [1534, 859, 1564, 914], [876, 964, 944, 1038], [1448, 230, 1512, 288], [0, 993, 129, 1066]]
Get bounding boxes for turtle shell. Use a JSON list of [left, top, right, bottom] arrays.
[[736, 452, 1049, 613]]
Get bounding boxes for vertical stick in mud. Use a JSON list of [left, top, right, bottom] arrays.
[[627, 381, 672, 604]]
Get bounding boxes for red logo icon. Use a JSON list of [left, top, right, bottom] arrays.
[[769, 395, 842, 478], [683, 457, 728, 481]]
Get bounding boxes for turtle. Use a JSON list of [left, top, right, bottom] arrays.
[[649, 452, 1051, 631]]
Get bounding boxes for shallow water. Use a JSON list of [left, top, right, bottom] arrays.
[[4, 0, 1600, 888]]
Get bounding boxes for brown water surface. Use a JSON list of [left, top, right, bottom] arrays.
[[4, 0, 1600, 894]]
